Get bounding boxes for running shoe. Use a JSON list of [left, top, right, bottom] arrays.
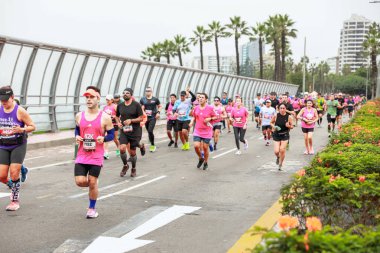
[[86, 208, 99, 219], [244, 140, 248, 150], [21, 167, 28, 183], [174, 143, 178, 148], [276, 156, 280, 165], [104, 153, 110, 160], [120, 164, 129, 177], [309, 148, 314, 155], [278, 165, 283, 171], [303, 150, 309, 155], [116, 150, 120, 157], [181, 144, 186, 150], [235, 150, 241, 155], [214, 144, 217, 151], [197, 158, 205, 168], [184, 142, 190, 151], [6, 201, 19, 211], [140, 143, 146, 156], [209, 144, 214, 152], [203, 163, 208, 170], [265, 141, 270, 146], [168, 140, 174, 147], [149, 145, 157, 152], [131, 168, 137, 177]]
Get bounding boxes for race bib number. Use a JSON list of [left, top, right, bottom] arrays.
[[306, 113, 313, 120], [264, 114, 270, 119], [330, 115, 336, 119], [145, 110, 153, 116], [178, 110, 186, 117], [83, 138, 96, 151], [123, 125, 133, 133], [235, 117, 242, 123], [0, 127, 13, 136]]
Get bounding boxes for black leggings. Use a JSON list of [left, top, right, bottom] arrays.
[[233, 127, 246, 150], [145, 118, 156, 145]]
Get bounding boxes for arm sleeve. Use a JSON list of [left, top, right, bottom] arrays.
[[116, 104, 120, 117], [75, 125, 80, 136], [104, 128, 115, 142], [156, 98, 161, 105], [189, 91, 196, 102], [165, 102, 169, 111]]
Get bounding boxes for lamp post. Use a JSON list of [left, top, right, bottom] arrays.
[[302, 37, 306, 94]]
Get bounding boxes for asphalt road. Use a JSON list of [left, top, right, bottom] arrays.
[[0, 117, 335, 253]]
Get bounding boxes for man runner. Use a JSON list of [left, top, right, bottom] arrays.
[[326, 94, 339, 137], [165, 94, 179, 148], [260, 99, 276, 146], [103, 94, 120, 158], [211, 96, 227, 151], [253, 93, 265, 129]]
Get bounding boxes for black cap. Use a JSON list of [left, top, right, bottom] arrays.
[[124, 88, 134, 96], [180, 91, 186, 96], [257, 93, 261, 96], [0, 86, 13, 101], [113, 94, 120, 99]]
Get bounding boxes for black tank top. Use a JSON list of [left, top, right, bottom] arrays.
[[275, 113, 289, 134]]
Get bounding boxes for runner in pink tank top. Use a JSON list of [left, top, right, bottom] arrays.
[[165, 94, 179, 147], [225, 99, 234, 133], [230, 97, 249, 155], [297, 99, 318, 155], [103, 95, 120, 158], [211, 96, 227, 151], [74, 86, 114, 219]]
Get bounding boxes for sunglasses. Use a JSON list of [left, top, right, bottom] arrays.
[[214, 100, 220, 102]]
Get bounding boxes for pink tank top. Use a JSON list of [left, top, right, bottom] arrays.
[[225, 105, 233, 117], [75, 111, 105, 166], [167, 102, 177, 121], [213, 105, 223, 123], [103, 104, 116, 125], [301, 108, 316, 129]]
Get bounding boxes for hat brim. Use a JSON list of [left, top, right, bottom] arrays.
[[0, 95, 11, 101]]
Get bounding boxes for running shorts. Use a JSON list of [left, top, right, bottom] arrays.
[[74, 163, 102, 178], [0, 143, 27, 165]]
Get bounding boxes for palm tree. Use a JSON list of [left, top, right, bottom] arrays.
[[278, 14, 297, 82], [141, 47, 153, 61], [363, 22, 380, 99], [208, 21, 227, 73], [190, 26, 210, 70], [265, 15, 281, 81], [250, 22, 266, 79], [173, 35, 191, 66], [225, 16, 250, 76], [149, 43, 163, 62], [161, 40, 176, 64]]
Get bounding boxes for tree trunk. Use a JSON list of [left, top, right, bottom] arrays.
[[166, 54, 170, 64], [200, 39, 204, 70], [259, 37, 263, 79], [371, 51, 377, 99], [273, 38, 280, 81], [215, 36, 220, 73], [281, 31, 286, 82], [178, 50, 183, 66], [235, 36, 240, 76]]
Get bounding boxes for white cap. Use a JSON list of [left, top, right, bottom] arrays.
[[106, 94, 113, 100]]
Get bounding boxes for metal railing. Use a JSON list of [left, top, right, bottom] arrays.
[[0, 35, 299, 132]]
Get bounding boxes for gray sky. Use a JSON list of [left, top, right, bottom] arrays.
[[1, 0, 379, 64]]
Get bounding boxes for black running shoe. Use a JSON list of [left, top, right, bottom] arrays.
[[120, 164, 129, 177], [174, 143, 178, 148], [276, 156, 280, 165], [214, 144, 217, 151], [197, 158, 205, 168], [168, 140, 174, 147], [203, 163, 208, 170], [140, 144, 146, 156]]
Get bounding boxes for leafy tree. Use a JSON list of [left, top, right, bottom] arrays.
[[278, 14, 297, 82], [161, 40, 176, 64], [250, 22, 266, 79], [190, 26, 211, 70], [173, 35, 191, 66], [363, 22, 380, 99], [265, 15, 281, 81], [342, 64, 352, 76], [207, 21, 227, 73]]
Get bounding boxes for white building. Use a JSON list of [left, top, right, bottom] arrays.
[[338, 14, 372, 73], [191, 56, 236, 74], [240, 41, 265, 66], [326, 57, 339, 74]]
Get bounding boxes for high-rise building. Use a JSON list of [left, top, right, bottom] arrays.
[[338, 14, 371, 73], [191, 56, 236, 74], [326, 57, 339, 74], [240, 41, 265, 66]]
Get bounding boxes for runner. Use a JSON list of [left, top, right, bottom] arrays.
[[165, 94, 178, 148], [221, 92, 228, 130], [74, 86, 114, 218], [116, 88, 144, 177], [0, 86, 36, 211], [211, 96, 227, 151], [103, 94, 120, 158], [292, 96, 301, 127], [347, 95, 355, 119], [336, 93, 345, 130], [225, 99, 234, 133], [269, 92, 280, 109], [326, 94, 339, 137], [189, 93, 216, 170], [253, 93, 265, 129], [297, 99, 318, 155], [270, 103, 294, 171], [260, 99, 276, 146], [316, 93, 326, 127], [230, 97, 249, 155], [140, 87, 161, 153], [113, 94, 124, 105], [172, 88, 196, 151]]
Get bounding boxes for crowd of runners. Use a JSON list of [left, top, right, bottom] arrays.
[[0, 84, 367, 218]]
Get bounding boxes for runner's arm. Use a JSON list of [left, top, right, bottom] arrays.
[[16, 107, 36, 134], [189, 91, 196, 102]]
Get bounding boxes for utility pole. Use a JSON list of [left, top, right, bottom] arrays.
[[302, 37, 306, 94]]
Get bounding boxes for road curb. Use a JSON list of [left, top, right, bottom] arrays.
[[227, 199, 282, 253]]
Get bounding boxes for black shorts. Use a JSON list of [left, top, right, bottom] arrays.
[[213, 124, 222, 131], [119, 132, 141, 150], [113, 125, 119, 131], [317, 109, 324, 115], [301, 127, 314, 133], [0, 143, 27, 165], [273, 132, 289, 142], [327, 114, 337, 124], [254, 112, 260, 117], [262, 125, 271, 131], [337, 109, 343, 116], [177, 120, 190, 131], [167, 120, 178, 132], [348, 107, 354, 113], [74, 163, 102, 178]]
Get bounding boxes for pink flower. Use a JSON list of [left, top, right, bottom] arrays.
[[297, 169, 306, 177], [359, 176, 366, 182], [306, 217, 322, 232]]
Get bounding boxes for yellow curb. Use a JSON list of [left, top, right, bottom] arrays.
[[227, 199, 282, 253]]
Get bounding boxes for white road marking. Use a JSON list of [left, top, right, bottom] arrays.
[[0, 192, 11, 198], [24, 155, 45, 161], [83, 205, 201, 253], [69, 175, 148, 199], [29, 161, 73, 171], [211, 148, 237, 159], [98, 175, 167, 200]]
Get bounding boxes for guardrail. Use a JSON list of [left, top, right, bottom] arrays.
[[0, 35, 298, 132]]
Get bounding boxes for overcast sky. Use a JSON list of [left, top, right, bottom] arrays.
[[1, 0, 379, 64]]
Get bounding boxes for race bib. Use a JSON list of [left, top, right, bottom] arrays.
[[227, 113, 231, 118], [123, 125, 133, 133], [330, 115, 336, 119], [145, 110, 153, 116], [0, 127, 14, 136], [178, 110, 186, 117], [235, 117, 242, 123], [264, 114, 270, 119], [83, 138, 96, 151], [306, 113, 313, 120]]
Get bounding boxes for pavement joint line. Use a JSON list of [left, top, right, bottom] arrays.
[[212, 148, 237, 159], [29, 161, 73, 171], [98, 175, 167, 200], [24, 155, 45, 161], [68, 175, 149, 199], [227, 198, 282, 253]]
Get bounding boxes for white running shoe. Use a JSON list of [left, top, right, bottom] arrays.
[[244, 140, 248, 150], [235, 150, 241, 155]]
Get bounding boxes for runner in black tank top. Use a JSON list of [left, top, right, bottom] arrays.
[[270, 103, 293, 171]]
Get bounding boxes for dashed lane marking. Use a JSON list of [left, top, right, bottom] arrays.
[[211, 148, 237, 159]]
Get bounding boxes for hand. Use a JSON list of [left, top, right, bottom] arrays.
[[76, 135, 83, 144], [174, 113, 179, 117], [124, 119, 132, 126], [204, 118, 211, 123], [189, 122, 193, 128], [118, 122, 123, 128], [155, 114, 160, 120], [285, 122, 292, 128], [186, 86, 190, 92], [12, 125, 23, 134], [97, 136, 104, 144]]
